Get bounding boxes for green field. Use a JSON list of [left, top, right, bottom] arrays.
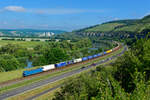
[[85, 23, 124, 32], [0, 40, 47, 48], [79, 15, 150, 36], [0, 66, 41, 83]]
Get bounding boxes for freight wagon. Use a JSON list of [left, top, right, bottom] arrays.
[[104, 52, 107, 55], [106, 49, 112, 54], [42, 64, 55, 71], [82, 57, 88, 61], [23, 68, 43, 77], [97, 53, 102, 57], [88, 56, 93, 59], [67, 60, 74, 65], [93, 54, 98, 58], [74, 58, 82, 63], [55, 62, 67, 68]]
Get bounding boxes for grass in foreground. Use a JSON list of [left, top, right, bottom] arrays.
[[36, 88, 61, 100]]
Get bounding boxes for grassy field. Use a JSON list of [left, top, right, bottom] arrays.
[[81, 15, 150, 35], [0, 46, 124, 95], [0, 40, 47, 48], [85, 23, 124, 32], [35, 88, 60, 100], [0, 66, 41, 83]]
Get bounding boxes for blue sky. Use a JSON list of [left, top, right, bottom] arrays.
[[0, 0, 150, 31]]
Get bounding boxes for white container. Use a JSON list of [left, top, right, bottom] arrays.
[[74, 58, 82, 63], [73, 59, 77, 63], [42, 64, 55, 71]]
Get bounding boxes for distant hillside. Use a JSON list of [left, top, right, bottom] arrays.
[[76, 15, 150, 38], [0, 29, 66, 37]]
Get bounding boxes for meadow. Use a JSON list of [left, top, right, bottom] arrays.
[[0, 40, 48, 48]]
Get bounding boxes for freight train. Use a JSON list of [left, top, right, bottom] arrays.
[[23, 44, 120, 77]]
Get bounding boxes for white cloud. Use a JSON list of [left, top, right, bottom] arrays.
[[1, 6, 105, 15], [33, 9, 104, 15], [4, 6, 26, 12], [34, 9, 84, 14], [114, 18, 119, 20]]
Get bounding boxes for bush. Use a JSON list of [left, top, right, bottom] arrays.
[[0, 54, 20, 71]]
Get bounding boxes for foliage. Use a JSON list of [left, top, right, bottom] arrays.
[[53, 66, 150, 100], [0, 54, 20, 72], [113, 36, 150, 92], [42, 48, 69, 65]]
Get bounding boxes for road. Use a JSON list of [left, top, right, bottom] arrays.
[[0, 46, 127, 100]]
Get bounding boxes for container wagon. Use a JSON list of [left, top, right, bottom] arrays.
[[55, 62, 67, 68], [42, 64, 55, 71], [88, 56, 93, 59], [93, 54, 98, 58], [74, 58, 82, 63], [82, 57, 88, 61], [106, 49, 112, 54], [97, 53, 102, 57], [23, 68, 43, 77], [67, 60, 74, 65]]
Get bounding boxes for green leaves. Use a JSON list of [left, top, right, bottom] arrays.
[[0, 54, 20, 72], [43, 48, 69, 64]]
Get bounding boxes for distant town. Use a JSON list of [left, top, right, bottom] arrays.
[[0, 29, 66, 37]]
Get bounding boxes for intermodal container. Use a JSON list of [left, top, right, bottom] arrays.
[[93, 54, 98, 58], [104, 52, 107, 55], [55, 62, 67, 68], [42, 64, 55, 71], [82, 57, 88, 61], [67, 60, 74, 65], [88, 56, 93, 59], [106, 49, 112, 54], [97, 53, 102, 57], [74, 58, 82, 63], [23, 68, 43, 77]]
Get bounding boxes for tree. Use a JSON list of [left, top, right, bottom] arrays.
[[34, 48, 69, 65], [0, 54, 20, 71]]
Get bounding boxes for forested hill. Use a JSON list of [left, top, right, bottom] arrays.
[[76, 15, 150, 38]]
